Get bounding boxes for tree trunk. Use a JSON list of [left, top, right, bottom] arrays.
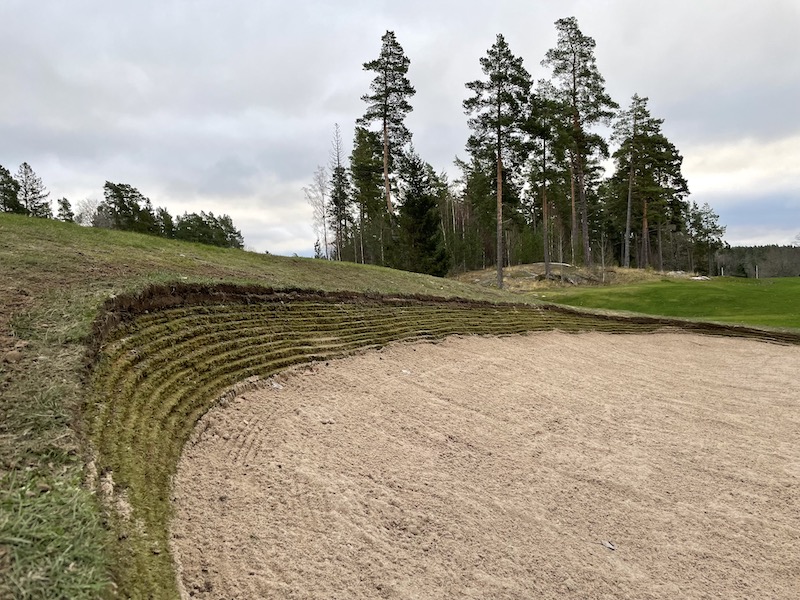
[[336, 219, 342, 261], [657, 225, 664, 272], [541, 141, 550, 277], [624, 155, 634, 269], [322, 213, 329, 260], [358, 204, 365, 264], [577, 158, 592, 268], [708, 243, 714, 276], [571, 114, 592, 268], [496, 148, 503, 289], [641, 198, 649, 269], [380, 226, 385, 266], [495, 92, 504, 289], [623, 114, 637, 268], [451, 196, 457, 237], [558, 218, 565, 283], [600, 229, 606, 282], [383, 117, 392, 214], [569, 157, 577, 265], [578, 164, 594, 268]]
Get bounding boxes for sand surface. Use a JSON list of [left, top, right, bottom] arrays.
[[171, 332, 800, 599]]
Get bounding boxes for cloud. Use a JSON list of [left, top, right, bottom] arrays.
[[684, 135, 800, 201], [724, 225, 799, 248], [594, 1, 800, 132], [713, 192, 800, 247], [2, 0, 798, 253]]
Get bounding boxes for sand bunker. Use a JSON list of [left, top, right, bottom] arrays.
[[171, 331, 800, 599]]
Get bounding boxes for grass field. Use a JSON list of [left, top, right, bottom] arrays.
[[539, 277, 800, 329], [1, 213, 798, 598]]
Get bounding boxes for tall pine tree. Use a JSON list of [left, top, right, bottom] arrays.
[[350, 126, 386, 265], [611, 96, 688, 269], [612, 94, 662, 267], [359, 31, 416, 215], [464, 33, 532, 288], [543, 16, 617, 267], [525, 79, 572, 276]]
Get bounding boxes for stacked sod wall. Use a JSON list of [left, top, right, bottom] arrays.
[[85, 284, 800, 598]]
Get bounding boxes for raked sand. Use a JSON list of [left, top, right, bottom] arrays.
[[171, 331, 800, 599]]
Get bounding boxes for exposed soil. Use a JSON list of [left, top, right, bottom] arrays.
[[171, 332, 800, 599], [453, 263, 676, 290]]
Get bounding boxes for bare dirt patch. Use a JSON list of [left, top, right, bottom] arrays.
[[171, 332, 800, 599]]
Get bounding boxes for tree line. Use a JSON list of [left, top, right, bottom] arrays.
[[1, 163, 243, 249], [717, 245, 800, 278], [308, 17, 727, 284]]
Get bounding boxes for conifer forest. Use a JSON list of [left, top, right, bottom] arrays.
[[306, 18, 730, 283]]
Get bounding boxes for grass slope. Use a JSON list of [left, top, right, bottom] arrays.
[[2, 214, 798, 598], [539, 277, 800, 329]]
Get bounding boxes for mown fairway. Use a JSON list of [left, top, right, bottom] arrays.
[[1, 214, 798, 599], [540, 277, 800, 329]]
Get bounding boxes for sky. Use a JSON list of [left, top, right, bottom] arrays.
[[2, 0, 799, 255]]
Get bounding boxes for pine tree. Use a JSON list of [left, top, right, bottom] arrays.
[[543, 16, 618, 267], [56, 197, 75, 222], [102, 182, 150, 232], [174, 211, 243, 248], [139, 198, 158, 235], [648, 136, 690, 269], [610, 96, 688, 269], [397, 150, 450, 276], [612, 94, 662, 267], [216, 214, 244, 249], [0, 165, 24, 214], [155, 207, 175, 238], [525, 80, 572, 276], [16, 162, 51, 218], [464, 33, 532, 288], [359, 30, 416, 215], [350, 126, 386, 264]]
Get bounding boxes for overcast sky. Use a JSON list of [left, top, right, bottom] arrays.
[[2, 0, 799, 255]]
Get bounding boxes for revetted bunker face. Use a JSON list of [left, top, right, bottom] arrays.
[[84, 283, 800, 598]]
